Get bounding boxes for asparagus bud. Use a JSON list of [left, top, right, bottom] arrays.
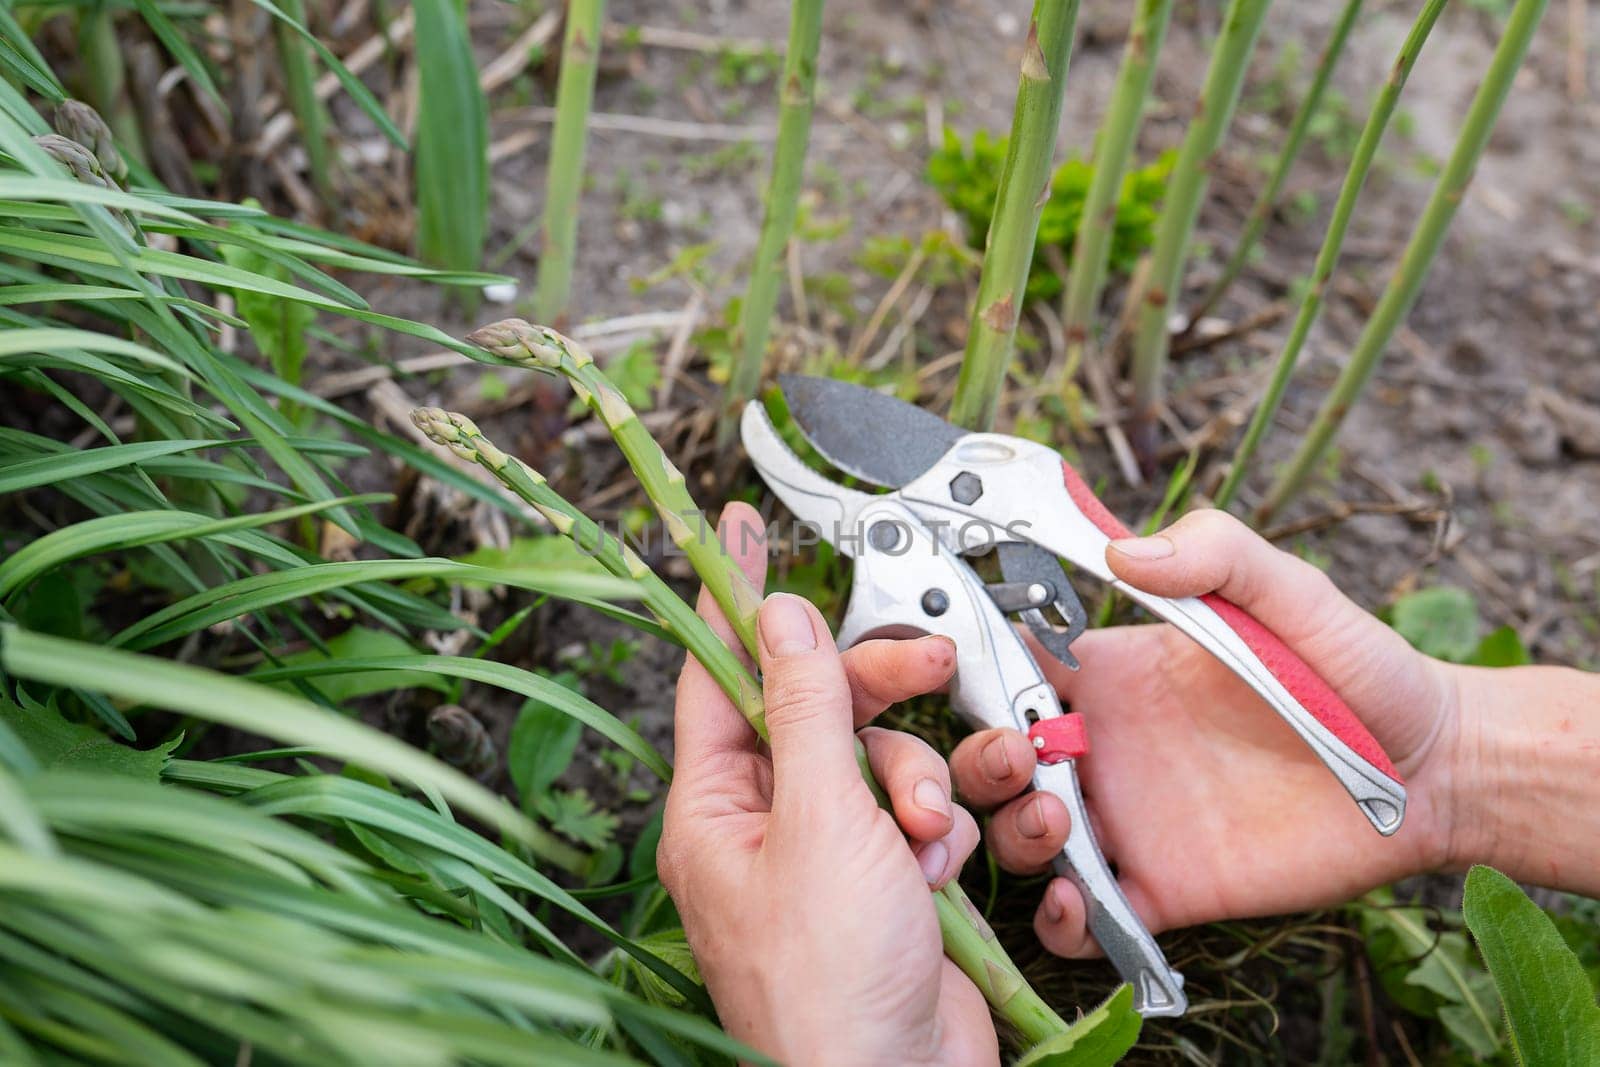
[[462, 320, 764, 658], [33, 133, 114, 190], [53, 100, 126, 182]]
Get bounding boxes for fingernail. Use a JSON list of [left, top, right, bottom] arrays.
[[925, 634, 957, 668], [1042, 881, 1065, 923], [1018, 795, 1050, 839], [913, 777, 949, 817], [759, 593, 816, 657], [980, 736, 1012, 782], [1108, 535, 1174, 561], [917, 840, 949, 884]]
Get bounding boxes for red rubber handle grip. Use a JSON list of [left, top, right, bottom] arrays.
[[1061, 461, 1401, 783]]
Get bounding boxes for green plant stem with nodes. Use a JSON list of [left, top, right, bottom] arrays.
[[949, 0, 1082, 432], [274, 0, 335, 206], [718, 0, 824, 444], [470, 319, 766, 657], [1060, 0, 1174, 357], [532, 0, 605, 323], [1214, 0, 1447, 511], [409, 407, 766, 733], [1126, 0, 1271, 447], [447, 322, 1082, 1047], [1188, 0, 1364, 326], [1256, 0, 1545, 521]]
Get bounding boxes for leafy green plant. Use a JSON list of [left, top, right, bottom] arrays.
[[928, 129, 1174, 308], [1463, 865, 1600, 1065], [1388, 585, 1532, 666], [1359, 888, 1504, 1059], [0, 661, 748, 1064], [0, 75, 764, 1058]]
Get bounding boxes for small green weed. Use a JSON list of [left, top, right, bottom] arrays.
[[927, 128, 1173, 302]]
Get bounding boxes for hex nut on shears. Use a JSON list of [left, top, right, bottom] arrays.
[[949, 471, 983, 505]]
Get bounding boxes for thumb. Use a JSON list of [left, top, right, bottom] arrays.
[[1103, 509, 1446, 761], [1103, 509, 1363, 645], [756, 593, 864, 813]]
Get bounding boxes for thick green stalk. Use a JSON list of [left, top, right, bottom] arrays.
[[1060, 0, 1174, 350], [934, 883, 1067, 1044], [454, 326, 1075, 1043], [1256, 0, 1541, 521], [410, 407, 766, 734], [1126, 0, 1271, 440], [469, 319, 765, 655], [532, 0, 605, 322], [949, 0, 1082, 432], [718, 0, 824, 444], [1189, 0, 1364, 325], [1215, 0, 1447, 511], [274, 0, 335, 206], [78, 2, 144, 164]]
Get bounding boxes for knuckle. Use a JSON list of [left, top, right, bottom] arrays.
[[1180, 507, 1241, 541], [764, 671, 847, 727]]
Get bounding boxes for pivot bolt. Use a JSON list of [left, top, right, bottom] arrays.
[[949, 471, 983, 505], [921, 589, 950, 616], [868, 519, 905, 552]]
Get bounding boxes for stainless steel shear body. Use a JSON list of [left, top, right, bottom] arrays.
[[740, 378, 1408, 1018]]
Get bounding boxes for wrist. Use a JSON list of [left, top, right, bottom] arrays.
[[1433, 662, 1600, 892]]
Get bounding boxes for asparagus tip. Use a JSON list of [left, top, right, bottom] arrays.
[[465, 318, 594, 372], [409, 406, 483, 463]]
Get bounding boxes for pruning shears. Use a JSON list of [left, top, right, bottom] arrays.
[[740, 376, 1407, 1018]]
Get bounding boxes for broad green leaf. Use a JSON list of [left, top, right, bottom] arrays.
[[1463, 865, 1600, 1066], [617, 927, 704, 1010], [220, 229, 316, 391], [1391, 586, 1482, 662], [509, 677, 586, 801], [1013, 983, 1141, 1066], [0, 697, 175, 781], [1469, 625, 1532, 668]]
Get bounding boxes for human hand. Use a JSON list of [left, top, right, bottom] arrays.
[[950, 508, 1469, 959], [659, 503, 998, 1067]]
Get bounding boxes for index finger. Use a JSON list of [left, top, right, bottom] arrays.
[[672, 502, 770, 779]]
